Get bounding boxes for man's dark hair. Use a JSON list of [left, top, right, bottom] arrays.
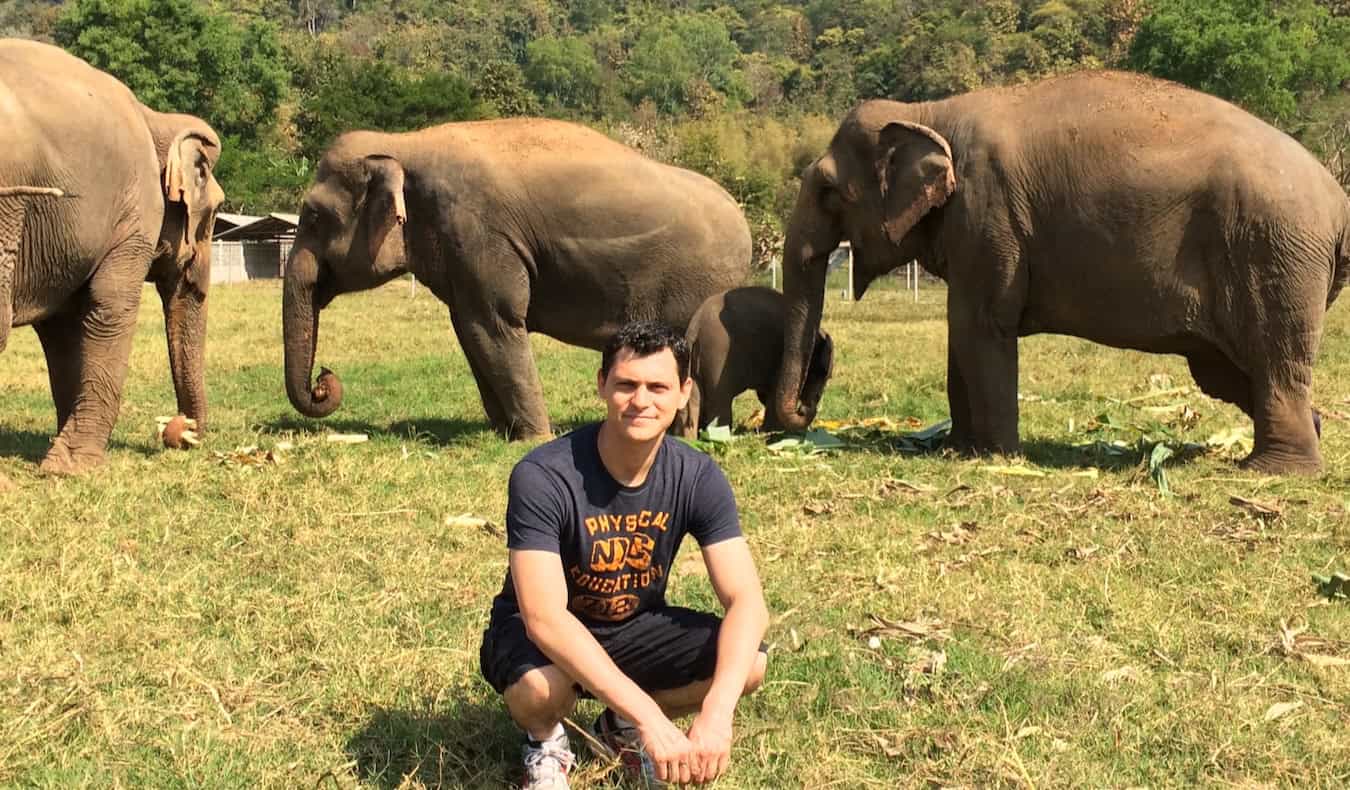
[[600, 320, 691, 382]]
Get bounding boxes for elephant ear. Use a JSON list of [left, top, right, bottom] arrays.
[[162, 128, 224, 286], [875, 122, 955, 246], [363, 155, 407, 264]]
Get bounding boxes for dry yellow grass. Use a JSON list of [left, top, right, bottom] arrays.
[[2, 276, 1348, 787]]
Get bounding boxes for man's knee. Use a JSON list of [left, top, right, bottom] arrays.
[[503, 665, 577, 721], [743, 651, 767, 695]]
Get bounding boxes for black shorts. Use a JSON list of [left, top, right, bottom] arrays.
[[480, 606, 744, 695]]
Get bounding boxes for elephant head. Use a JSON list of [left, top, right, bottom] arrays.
[[773, 104, 954, 430], [284, 138, 410, 418], [142, 108, 224, 431]]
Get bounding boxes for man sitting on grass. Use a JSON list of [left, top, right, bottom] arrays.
[[479, 320, 769, 789]]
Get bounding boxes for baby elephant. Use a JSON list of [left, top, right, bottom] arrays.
[[678, 286, 834, 437]]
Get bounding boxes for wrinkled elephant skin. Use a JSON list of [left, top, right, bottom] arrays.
[[283, 119, 752, 439], [776, 71, 1350, 475], [679, 286, 833, 438], [0, 40, 224, 474]]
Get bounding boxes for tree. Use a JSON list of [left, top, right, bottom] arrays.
[[212, 139, 312, 213], [1128, 0, 1350, 120], [856, 9, 987, 102], [624, 12, 747, 114], [526, 36, 602, 112], [55, 0, 287, 143], [292, 49, 486, 160]]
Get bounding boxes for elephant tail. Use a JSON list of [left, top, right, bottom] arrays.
[[1331, 220, 1350, 310]]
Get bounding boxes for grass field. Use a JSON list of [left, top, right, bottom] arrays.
[[3, 275, 1349, 788]]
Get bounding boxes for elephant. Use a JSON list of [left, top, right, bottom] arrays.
[[774, 70, 1350, 475], [1, 40, 224, 473], [283, 118, 752, 439], [675, 286, 833, 438]]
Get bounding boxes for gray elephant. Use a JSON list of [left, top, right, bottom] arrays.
[[676, 286, 833, 438], [283, 119, 751, 439], [774, 71, 1350, 474], [1, 40, 223, 474]]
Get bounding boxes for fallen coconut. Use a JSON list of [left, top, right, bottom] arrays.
[[156, 415, 200, 449]]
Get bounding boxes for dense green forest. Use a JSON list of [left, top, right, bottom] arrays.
[[4, 0, 1349, 237]]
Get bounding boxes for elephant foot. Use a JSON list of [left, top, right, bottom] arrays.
[[1239, 447, 1322, 476], [945, 433, 1019, 458], [499, 422, 553, 442], [943, 429, 975, 454], [39, 441, 104, 476]]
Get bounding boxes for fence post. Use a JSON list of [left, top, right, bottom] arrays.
[[845, 243, 853, 302]]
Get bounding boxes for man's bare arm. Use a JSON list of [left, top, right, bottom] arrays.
[[686, 537, 769, 781]]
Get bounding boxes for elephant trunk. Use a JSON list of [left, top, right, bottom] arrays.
[[157, 268, 209, 432], [283, 245, 342, 418], [798, 331, 835, 415], [773, 220, 832, 432]]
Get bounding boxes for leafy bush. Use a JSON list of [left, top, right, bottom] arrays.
[[1128, 0, 1350, 121]]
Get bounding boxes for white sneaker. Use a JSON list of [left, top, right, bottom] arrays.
[[521, 730, 575, 790]]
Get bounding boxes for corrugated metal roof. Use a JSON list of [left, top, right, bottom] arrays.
[[213, 212, 299, 241], [215, 212, 261, 230]]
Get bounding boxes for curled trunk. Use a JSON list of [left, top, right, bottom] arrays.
[[283, 246, 342, 418]]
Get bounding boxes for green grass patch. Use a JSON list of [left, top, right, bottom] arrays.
[[2, 278, 1349, 787]]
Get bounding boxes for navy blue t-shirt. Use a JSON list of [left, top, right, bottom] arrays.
[[492, 422, 741, 626]]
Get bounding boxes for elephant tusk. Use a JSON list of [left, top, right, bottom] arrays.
[[0, 186, 68, 198]]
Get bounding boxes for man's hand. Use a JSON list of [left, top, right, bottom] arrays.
[[686, 709, 733, 783], [637, 714, 696, 785]]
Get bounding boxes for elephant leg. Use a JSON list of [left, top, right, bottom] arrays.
[[945, 343, 976, 452], [450, 304, 550, 441], [449, 309, 509, 430], [947, 302, 1020, 455], [39, 245, 148, 474], [674, 381, 700, 439], [1244, 364, 1321, 475], [693, 352, 736, 432], [699, 381, 735, 433], [33, 310, 84, 434], [1185, 348, 1253, 415]]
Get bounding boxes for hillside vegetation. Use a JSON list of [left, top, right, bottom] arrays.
[[4, 0, 1347, 236]]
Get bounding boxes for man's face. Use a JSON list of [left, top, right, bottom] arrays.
[[597, 347, 693, 443]]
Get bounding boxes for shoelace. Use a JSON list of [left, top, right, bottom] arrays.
[[525, 742, 570, 780]]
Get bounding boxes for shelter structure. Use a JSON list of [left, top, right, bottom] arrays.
[[210, 212, 298, 283]]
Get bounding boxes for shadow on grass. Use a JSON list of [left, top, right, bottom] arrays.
[[777, 430, 1208, 475], [0, 428, 51, 463], [258, 415, 491, 446], [1021, 439, 1148, 472], [1022, 438, 1210, 473], [0, 428, 165, 466], [387, 418, 494, 445], [344, 699, 518, 789]]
